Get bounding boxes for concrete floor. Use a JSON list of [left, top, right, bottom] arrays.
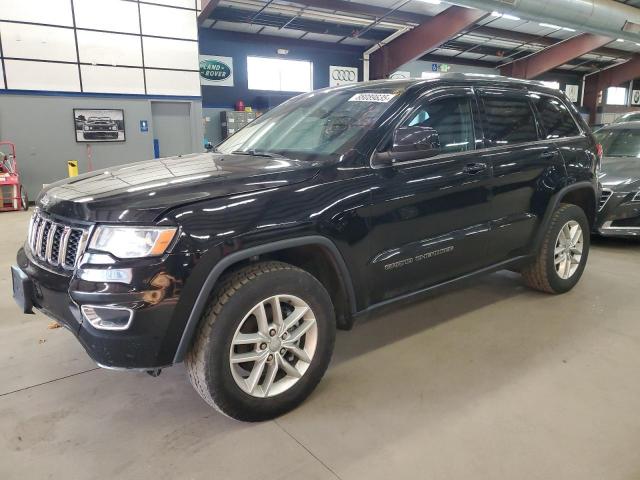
[[1, 210, 640, 480]]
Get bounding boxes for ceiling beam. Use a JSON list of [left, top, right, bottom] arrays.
[[500, 33, 613, 79], [583, 55, 640, 122], [285, 0, 629, 60], [198, 0, 223, 24], [370, 6, 488, 79], [284, 0, 426, 25]]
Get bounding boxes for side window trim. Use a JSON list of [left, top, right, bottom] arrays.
[[372, 86, 479, 167], [476, 87, 542, 147]]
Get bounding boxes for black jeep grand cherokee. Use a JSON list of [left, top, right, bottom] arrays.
[[12, 75, 599, 421]]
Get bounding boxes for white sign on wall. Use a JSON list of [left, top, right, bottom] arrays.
[[199, 55, 234, 87], [330, 66, 358, 87], [565, 84, 580, 103], [632, 90, 640, 106]]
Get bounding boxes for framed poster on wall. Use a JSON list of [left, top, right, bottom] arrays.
[[632, 90, 640, 106], [565, 84, 580, 103], [74, 109, 125, 142]]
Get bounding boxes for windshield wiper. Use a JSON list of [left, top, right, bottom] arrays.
[[231, 149, 282, 158]]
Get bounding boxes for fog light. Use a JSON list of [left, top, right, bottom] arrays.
[[81, 305, 133, 331]]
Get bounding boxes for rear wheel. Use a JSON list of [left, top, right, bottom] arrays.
[[522, 203, 590, 294], [186, 261, 335, 421]]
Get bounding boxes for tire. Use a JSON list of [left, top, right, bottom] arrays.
[[186, 261, 336, 421], [522, 203, 590, 294]]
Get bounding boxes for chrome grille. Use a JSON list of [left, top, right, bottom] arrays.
[[28, 211, 90, 270], [599, 189, 613, 212]]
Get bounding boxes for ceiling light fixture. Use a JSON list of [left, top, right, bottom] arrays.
[[539, 23, 562, 29], [491, 11, 520, 20]]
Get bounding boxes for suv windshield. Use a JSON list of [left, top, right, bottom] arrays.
[[216, 88, 403, 159], [595, 129, 640, 158]]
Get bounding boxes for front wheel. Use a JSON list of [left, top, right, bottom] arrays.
[[522, 203, 590, 294], [186, 261, 336, 421]]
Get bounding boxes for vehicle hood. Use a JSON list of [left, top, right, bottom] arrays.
[[39, 152, 321, 223], [600, 156, 640, 191]]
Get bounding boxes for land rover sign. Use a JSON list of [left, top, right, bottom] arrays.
[[199, 55, 234, 87]]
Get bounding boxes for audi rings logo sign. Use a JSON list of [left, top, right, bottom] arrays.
[[332, 69, 356, 82], [329, 66, 358, 87]]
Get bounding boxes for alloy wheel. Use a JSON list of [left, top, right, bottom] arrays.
[[229, 295, 318, 398], [554, 220, 583, 280]]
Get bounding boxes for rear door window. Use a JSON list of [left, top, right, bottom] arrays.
[[480, 93, 539, 146], [532, 95, 581, 139]]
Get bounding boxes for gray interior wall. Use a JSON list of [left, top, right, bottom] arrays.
[[0, 94, 203, 200], [397, 60, 499, 77]]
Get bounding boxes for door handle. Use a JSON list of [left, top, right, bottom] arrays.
[[463, 162, 488, 175], [540, 151, 559, 159]]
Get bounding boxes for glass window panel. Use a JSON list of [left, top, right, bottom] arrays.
[[533, 95, 580, 139], [74, 0, 140, 34], [247, 56, 312, 93], [405, 97, 475, 154], [140, 4, 197, 40], [0, 23, 77, 62], [144, 0, 195, 8], [77, 30, 143, 67], [5, 60, 80, 92], [1, 0, 72, 26], [481, 94, 538, 145], [607, 87, 628, 106], [81, 65, 145, 94], [143, 37, 199, 70], [145, 69, 200, 96]]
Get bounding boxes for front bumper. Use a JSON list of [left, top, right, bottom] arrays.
[[595, 191, 640, 238], [14, 246, 195, 369]]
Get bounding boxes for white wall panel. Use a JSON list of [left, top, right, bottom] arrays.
[[143, 37, 198, 70], [140, 4, 197, 40], [81, 65, 145, 94], [0, 23, 77, 62], [77, 30, 143, 67], [5, 60, 80, 92], [145, 69, 200, 96], [144, 0, 195, 8], [73, 0, 140, 34], [0, 63, 4, 89], [0, 0, 73, 26]]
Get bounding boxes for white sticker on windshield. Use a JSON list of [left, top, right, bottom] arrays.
[[348, 93, 397, 103]]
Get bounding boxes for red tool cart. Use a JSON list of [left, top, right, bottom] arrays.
[[0, 142, 29, 211]]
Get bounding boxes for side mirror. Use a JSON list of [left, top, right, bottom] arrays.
[[392, 126, 441, 153], [373, 126, 441, 167]]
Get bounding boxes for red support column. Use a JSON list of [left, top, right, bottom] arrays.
[[501, 33, 612, 79], [583, 55, 640, 124], [369, 6, 487, 80]]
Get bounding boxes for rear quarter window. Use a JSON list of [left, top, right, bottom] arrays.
[[532, 95, 580, 139]]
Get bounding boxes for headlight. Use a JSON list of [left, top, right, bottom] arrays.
[[111, 126, 117, 131], [89, 226, 177, 258], [83, 125, 89, 131]]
